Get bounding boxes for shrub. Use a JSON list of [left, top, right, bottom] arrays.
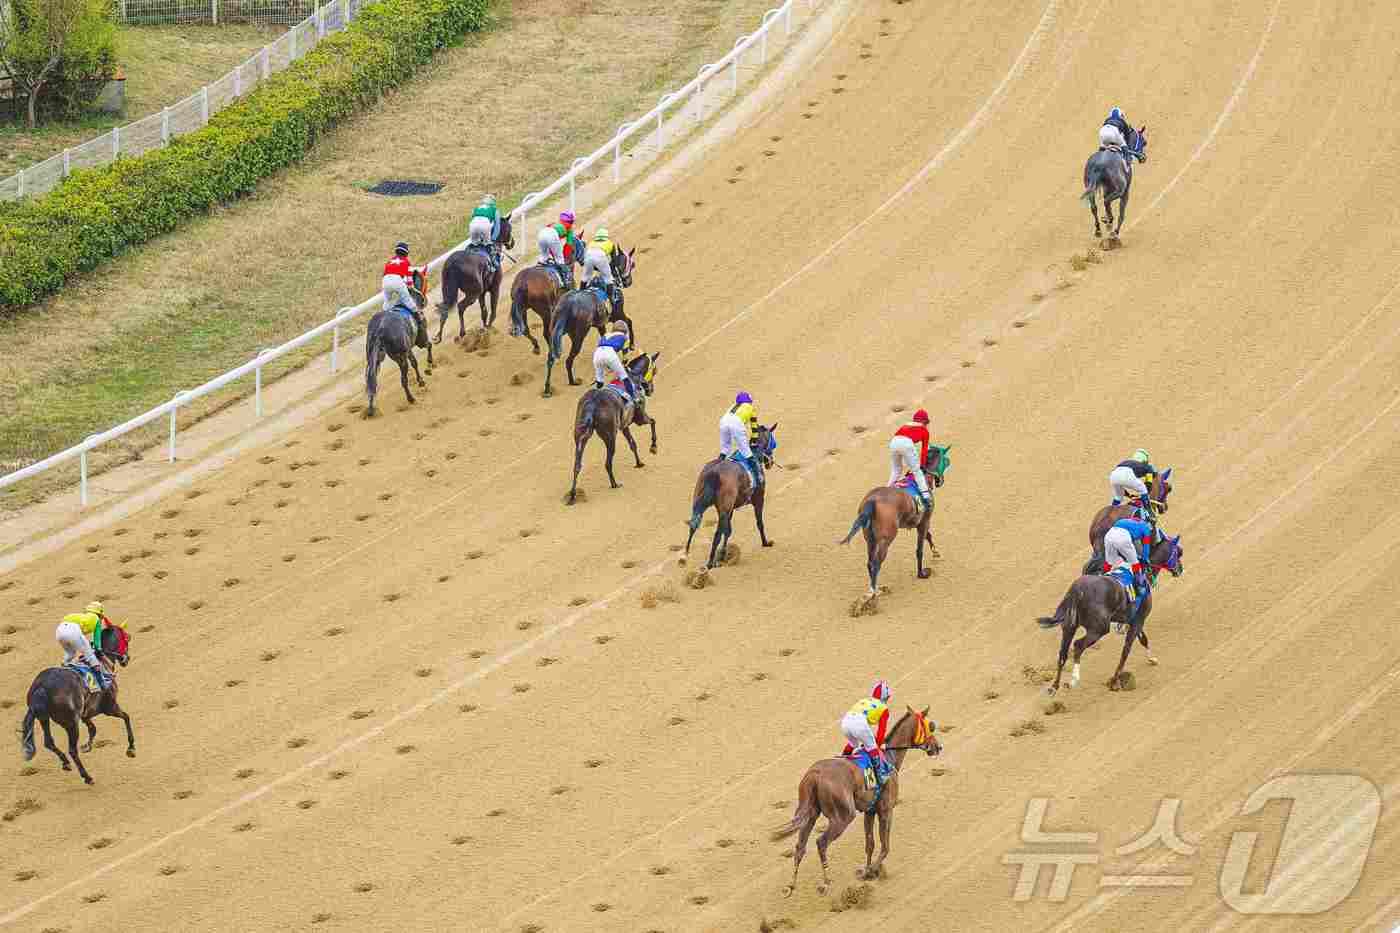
[[0, 0, 488, 311]]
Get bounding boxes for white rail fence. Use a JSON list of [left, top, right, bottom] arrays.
[[0, 0, 367, 202], [0, 0, 820, 507]]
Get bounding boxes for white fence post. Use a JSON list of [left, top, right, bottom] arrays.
[[344, 0, 352, 22], [79, 440, 92, 507], [15, 169, 23, 198], [168, 391, 189, 462], [211, 0, 218, 24], [290, 27, 297, 60], [317, 3, 326, 38], [570, 158, 587, 213], [263, 47, 270, 79], [112, 126, 120, 158], [201, 86, 209, 124], [234, 65, 242, 98], [63, 148, 71, 177], [254, 350, 274, 418], [161, 107, 170, 145]]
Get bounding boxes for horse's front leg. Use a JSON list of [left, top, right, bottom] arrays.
[[1114, 189, 1129, 238], [620, 424, 644, 468], [1109, 618, 1140, 690], [645, 411, 658, 454], [112, 703, 136, 757], [915, 516, 931, 580], [871, 805, 894, 877], [753, 488, 773, 547], [433, 308, 449, 344]]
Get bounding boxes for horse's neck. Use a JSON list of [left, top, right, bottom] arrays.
[[887, 716, 915, 769]]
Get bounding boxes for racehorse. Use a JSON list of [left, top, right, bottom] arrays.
[[20, 626, 135, 784], [544, 244, 637, 398], [773, 707, 941, 897], [683, 424, 777, 568], [1080, 124, 1148, 241], [838, 445, 951, 596], [364, 302, 432, 417], [508, 264, 562, 362], [434, 214, 516, 342], [566, 352, 659, 505], [1082, 467, 1173, 574], [1037, 533, 1183, 693]]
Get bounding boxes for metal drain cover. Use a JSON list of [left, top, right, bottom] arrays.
[[367, 180, 445, 196]]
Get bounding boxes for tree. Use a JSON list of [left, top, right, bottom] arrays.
[[0, 0, 115, 128]]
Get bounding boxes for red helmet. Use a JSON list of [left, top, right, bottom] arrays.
[[913, 409, 930, 425], [872, 680, 892, 702]]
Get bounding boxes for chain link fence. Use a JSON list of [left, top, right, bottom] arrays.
[[115, 0, 321, 26], [0, 0, 363, 202]]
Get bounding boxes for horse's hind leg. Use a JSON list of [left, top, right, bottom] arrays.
[[707, 516, 726, 569], [1051, 619, 1076, 693], [783, 811, 820, 898], [620, 424, 644, 468], [867, 531, 891, 596], [1088, 191, 1102, 238], [61, 718, 92, 784], [1071, 624, 1107, 689], [565, 336, 583, 386], [815, 810, 855, 895], [394, 354, 416, 404], [568, 433, 588, 505], [603, 432, 621, 489], [39, 717, 70, 771]]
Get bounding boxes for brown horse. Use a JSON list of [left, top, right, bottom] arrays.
[[683, 424, 777, 568], [20, 626, 135, 784], [433, 214, 515, 343], [773, 707, 941, 897], [1083, 466, 1174, 573], [838, 445, 950, 597], [508, 265, 561, 361], [1038, 533, 1183, 693], [543, 287, 609, 398], [567, 352, 659, 505], [364, 306, 431, 418]]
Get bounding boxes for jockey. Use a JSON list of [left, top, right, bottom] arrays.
[[582, 228, 620, 308], [1108, 448, 1156, 512], [592, 322, 636, 400], [469, 195, 501, 278], [383, 241, 412, 280], [840, 680, 893, 786], [536, 225, 568, 288], [56, 601, 119, 690], [1099, 107, 1141, 161], [889, 409, 933, 510], [1104, 516, 1153, 623], [720, 391, 764, 489], [553, 211, 585, 285], [381, 273, 417, 318]]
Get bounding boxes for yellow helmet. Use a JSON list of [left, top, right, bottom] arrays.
[[1132, 448, 1151, 463], [85, 601, 104, 616]]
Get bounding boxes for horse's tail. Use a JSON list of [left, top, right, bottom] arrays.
[[1080, 160, 1105, 204], [771, 788, 818, 840], [365, 318, 385, 399], [1037, 590, 1075, 629], [685, 469, 720, 553], [510, 279, 526, 335], [840, 499, 877, 545], [438, 260, 459, 318], [550, 299, 571, 359], [575, 393, 598, 442], [21, 686, 46, 761]]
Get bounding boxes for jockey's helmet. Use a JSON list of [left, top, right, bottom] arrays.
[[871, 680, 892, 702], [594, 228, 610, 241], [559, 211, 574, 224], [394, 241, 409, 257], [1132, 448, 1151, 463], [1110, 106, 1123, 120], [481, 194, 497, 206], [912, 409, 930, 425], [86, 601, 104, 616], [609, 320, 629, 336], [735, 391, 753, 405]]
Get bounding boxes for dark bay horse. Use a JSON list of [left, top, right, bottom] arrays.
[[1038, 533, 1182, 693], [435, 215, 515, 342], [509, 264, 562, 362], [684, 424, 777, 568], [839, 445, 951, 597], [365, 305, 431, 417], [567, 352, 659, 505], [545, 245, 638, 397], [1081, 124, 1148, 240], [21, 626, 135, 784], [1083, 467, 1173, 574], [773, 708, 941, 897]]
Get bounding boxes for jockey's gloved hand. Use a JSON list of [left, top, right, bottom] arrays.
[[594, 381, 604, 389]]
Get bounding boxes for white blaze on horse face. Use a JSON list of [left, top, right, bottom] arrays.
[[1071, 663, 1081, 688]]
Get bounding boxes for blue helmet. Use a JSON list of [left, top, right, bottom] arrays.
[[735, 391, 753, 405], [1109, 107, 1123, 120]]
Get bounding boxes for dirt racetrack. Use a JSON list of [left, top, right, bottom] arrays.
[[5, 0, 1400, 929]]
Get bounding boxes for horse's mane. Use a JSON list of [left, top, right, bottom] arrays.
[[887, 709, 913, 742]]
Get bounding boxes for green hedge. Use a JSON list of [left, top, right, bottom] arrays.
[[0, 0, 488, 311]]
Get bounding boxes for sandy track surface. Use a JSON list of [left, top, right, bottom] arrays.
[[4, 0, 1400, 930]]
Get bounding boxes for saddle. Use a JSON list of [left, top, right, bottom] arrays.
[[726, 452, 761, 489], [63, 662, 103, 693], [893, 474, 927, 513], [845, 749, 892, 811]]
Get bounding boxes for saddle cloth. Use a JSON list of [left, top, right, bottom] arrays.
[[605, 380, 632, 404], [894, 474, 926, 512], [63, 662, 102, 693]]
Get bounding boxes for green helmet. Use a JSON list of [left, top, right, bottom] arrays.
[[1131, 448, 1151, 464], [594, 227, 609, 240]]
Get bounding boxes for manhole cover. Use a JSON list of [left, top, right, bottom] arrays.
[[367, 180, 445, 196]]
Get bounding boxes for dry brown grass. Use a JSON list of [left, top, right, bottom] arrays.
[[0, 0, 782, 507]]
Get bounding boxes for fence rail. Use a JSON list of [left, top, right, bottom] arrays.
[[0, 0, 361, 202], [0, 0, 823, 507]]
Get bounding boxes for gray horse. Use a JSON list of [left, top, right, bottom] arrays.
[[1080, 124, 1148, 240], [365, 302, 432, 417]]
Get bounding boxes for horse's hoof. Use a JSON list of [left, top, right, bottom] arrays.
[[532, 346, 541, 355], [781, 886, 795, 899], [425, 368, 433, 376], [1044, 686, 1058, 697], [543, 390, 553, 398], [763, 540, 774, 548], [635, 461, 645, 469], [816, 883, 829, 896], [1146, 655, 1159, 666], [84, 776, 94, 785], [930, 548, 942, 559], [917, 569, 932, 580], [126, 749, 136, 758], [61, 761, 71, 770]]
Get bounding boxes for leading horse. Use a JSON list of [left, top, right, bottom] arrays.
[[1082, 467, 1173, 574], [20, 626, 135, 784], [435, 214, 516, 342], [1081, 124, 1148, 241], [543, 244, 637, 397], [773, 707, 941, 896]]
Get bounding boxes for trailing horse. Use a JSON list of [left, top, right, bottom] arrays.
[[544, 244, 638, 398], [435, 214, 515, 342], [839, 445, 951, 598], [20, 626, 135, 785], [509, 264, 561, 362], [364, 304, 431, 417], [567, 352, 659, 505], [773, 707, 941, 897], [684, 424, 777, 568], [1080, 124, 1148, 241], [1037, 533, 1183, 694]]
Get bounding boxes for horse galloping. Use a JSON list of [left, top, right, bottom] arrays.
[[684, 424, 777, 568], [1080, 124, 1148, 241], [839, 445, 951, 597], [509, 264, 562, 362], [364, 303, 432, 417], [567, 352, 659, 505], [1083, 466, 1173, 575], [435, 214, 516, 342], [772, 708, 941, 897], [20, 626, 135, 784]]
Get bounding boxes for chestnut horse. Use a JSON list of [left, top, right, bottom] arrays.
[[839, 445, 950, 596], [773, 707, 941, 896], [683, 424, 777, 568]]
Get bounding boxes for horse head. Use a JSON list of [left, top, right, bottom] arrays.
[[629, 350, 659, 395], [1153, 466, 1172, 513], [908, 706, 941, 757], [496, 213, 515, 251], [1132, 124, 1148, 162], [613, 245, 635, 288], [101, 625, 130, 668], [753, 422, 779, 467], [1152, 533, 1183, 579], [924, 443, 952, 489]]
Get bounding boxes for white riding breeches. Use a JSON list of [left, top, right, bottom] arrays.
[[582, 247, 613, 285], [718, 412, 752, 459], [56, 621, 99, 668], [888, 435, 928, 493], [468, 216, 492, 245], [1103, 526, 1140, 572], [1109, 465, 1148, 502], [537, 226, 563, 264], [1099, 124, 1126, 149], [841, 712, 878, 751], [593, 345, 627, 385]]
